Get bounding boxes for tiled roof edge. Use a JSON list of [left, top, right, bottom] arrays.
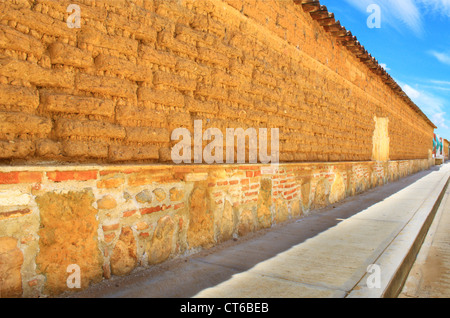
[[294, 0, 437, 129]]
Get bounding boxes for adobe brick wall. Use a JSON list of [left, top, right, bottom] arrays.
[[0, 0, 435, 164], [0, 159, 432, 297], [0, 0, 438, 298]]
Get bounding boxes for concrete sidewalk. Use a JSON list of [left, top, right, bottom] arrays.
[[69, 163, 450, 298]]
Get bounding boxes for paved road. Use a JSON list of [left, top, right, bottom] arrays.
[[67, 164, 450, 298], [400, 182, 450, 298]]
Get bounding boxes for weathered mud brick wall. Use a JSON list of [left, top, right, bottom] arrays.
[[0, 0, 435, 164], [0, 0, 437, 298]]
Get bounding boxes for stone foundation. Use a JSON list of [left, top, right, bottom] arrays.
[[0, 159, 432, 297]]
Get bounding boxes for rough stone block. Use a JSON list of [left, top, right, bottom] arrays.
[[187, 184, 214, 249], [2, 7, 75, 40], [48, 43, 94, 68], [0, 25, 44, 58], [76, 73, 137, 98], [147, 215, 175, 265], [55, 118, 126, 140], [137, 88, 185, 107], [35, 190, 103, 295], [62, 141, 109, 159], [111, 227, 137, 276], [109, 145, 160, 161], [0, 84, 39, 111], [94, 54, 152, 82], [153, 71, 196, 91], [0, 58, 74, 88], [125, 127, 170, 144], [0, 112, 52, 136], [78, 27, 138, 56], [0, 237, 23, 298], [41, 93, 115, 117], [0, 140, 35, 159], [139, 45, 177, 68], [116, 104, 167, 125]]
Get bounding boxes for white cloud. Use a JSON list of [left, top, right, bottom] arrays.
[[379, 63, 391, 71], [419, 84, 450, 92], [432, 112, 449, 129], [410, 78, 450, 90], [428, 79, 450, 86], [403, 84, 421, 99], [402, 83, 449, 129], [429, 50, 450, 66], [343, 0, 424, 36], [341, 0, 450, 37], [417, 0, 450, 17]]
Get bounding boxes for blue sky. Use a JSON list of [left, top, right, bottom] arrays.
[[320, 0, 450, 139]]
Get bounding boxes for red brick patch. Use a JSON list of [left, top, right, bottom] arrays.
[[161, 204, 171, 211], [102, 223, 120, 232], [47, 170, 97, 182], [0, 208, 32, 220], [239, 166, 260, 170], [141, 206, 162, 215], [104, 233, 116, 243], [0, 171, 42, 184], [123, 210, 137, 217], [174, 202, 185, 210], [284, 189, 296, 196]]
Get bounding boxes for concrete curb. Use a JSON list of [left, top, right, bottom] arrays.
[[383, 176, 450, 298], [399, 184, 450, 297], [347, 169, 450, 298]]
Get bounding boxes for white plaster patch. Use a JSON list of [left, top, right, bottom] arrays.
[[185, 173, 208, 182], [0, 190, 31, 206]]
